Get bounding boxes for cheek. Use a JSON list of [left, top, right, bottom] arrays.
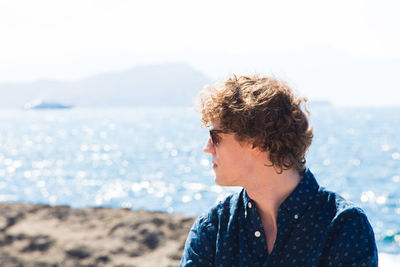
[[234, 151, 255, 170], [222, 152, 244, 170]]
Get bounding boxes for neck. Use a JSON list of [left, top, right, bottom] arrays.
[[244, 167, 302, 222]]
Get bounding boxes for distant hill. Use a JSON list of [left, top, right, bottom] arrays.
[[0, 64, 211, 108]]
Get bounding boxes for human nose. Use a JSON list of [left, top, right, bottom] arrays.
[[203, 137, 215, 154]]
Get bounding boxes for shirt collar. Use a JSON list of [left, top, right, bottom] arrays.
[[242, 168, 319, 220], [279, 168, 320, 220], [242, 189, 251, 217]]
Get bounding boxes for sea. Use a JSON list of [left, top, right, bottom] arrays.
[[0, 106, 399, 256]]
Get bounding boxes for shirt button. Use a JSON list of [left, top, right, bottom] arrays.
[[294, 214, 299, 219], [248, 202, 252, 208], [254, 231, 261, 237]]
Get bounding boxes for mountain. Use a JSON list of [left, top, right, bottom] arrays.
[[0, 64, 211, 107]]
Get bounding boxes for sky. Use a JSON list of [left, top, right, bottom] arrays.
[[0, 0, 399, 106]]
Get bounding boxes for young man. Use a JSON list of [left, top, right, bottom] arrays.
[[180, 75, 378, 266]]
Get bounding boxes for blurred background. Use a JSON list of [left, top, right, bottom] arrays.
[[0, 0, 399, 263]]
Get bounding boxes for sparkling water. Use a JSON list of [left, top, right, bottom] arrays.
[[0, 106, 399, 254]]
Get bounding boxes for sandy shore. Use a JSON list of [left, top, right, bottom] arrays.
[[0, 203, 195, 267]]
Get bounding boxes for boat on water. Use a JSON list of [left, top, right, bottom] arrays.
[[24, 99, 73, 110]]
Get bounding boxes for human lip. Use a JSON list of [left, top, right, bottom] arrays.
[[212, 162, 218, 168]]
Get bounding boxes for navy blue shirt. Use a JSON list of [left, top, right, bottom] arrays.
[[181, 169, 378, 266]]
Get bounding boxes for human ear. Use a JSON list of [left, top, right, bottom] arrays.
[[249, 143, 263, 156]]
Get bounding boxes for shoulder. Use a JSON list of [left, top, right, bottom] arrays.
[[193, 189, 243, 231], [315, 188, 376, 243], [319, 187, 368, 223], [318, 189, 378, 265], [181, 190, 243, 265], [327, 192, 374, 241], [316, 187, 365, 221]]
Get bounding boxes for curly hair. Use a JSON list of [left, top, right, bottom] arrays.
[[199, 74, 314, 173]]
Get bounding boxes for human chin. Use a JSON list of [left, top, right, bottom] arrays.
[[214, 177, 228, 186], [214, 173, 236, 187], [213, 171, 225, 186]]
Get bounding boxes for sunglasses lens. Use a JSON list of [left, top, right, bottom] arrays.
[[210, 130, 221, 145]]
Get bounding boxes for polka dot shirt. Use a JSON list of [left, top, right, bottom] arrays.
[[180, 169, 378, 266]]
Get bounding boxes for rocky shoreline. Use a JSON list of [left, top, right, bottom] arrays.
[[0, 203, 195, 267]]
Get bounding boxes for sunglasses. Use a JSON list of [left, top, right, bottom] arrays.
[[209, 129, 229, 146]]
